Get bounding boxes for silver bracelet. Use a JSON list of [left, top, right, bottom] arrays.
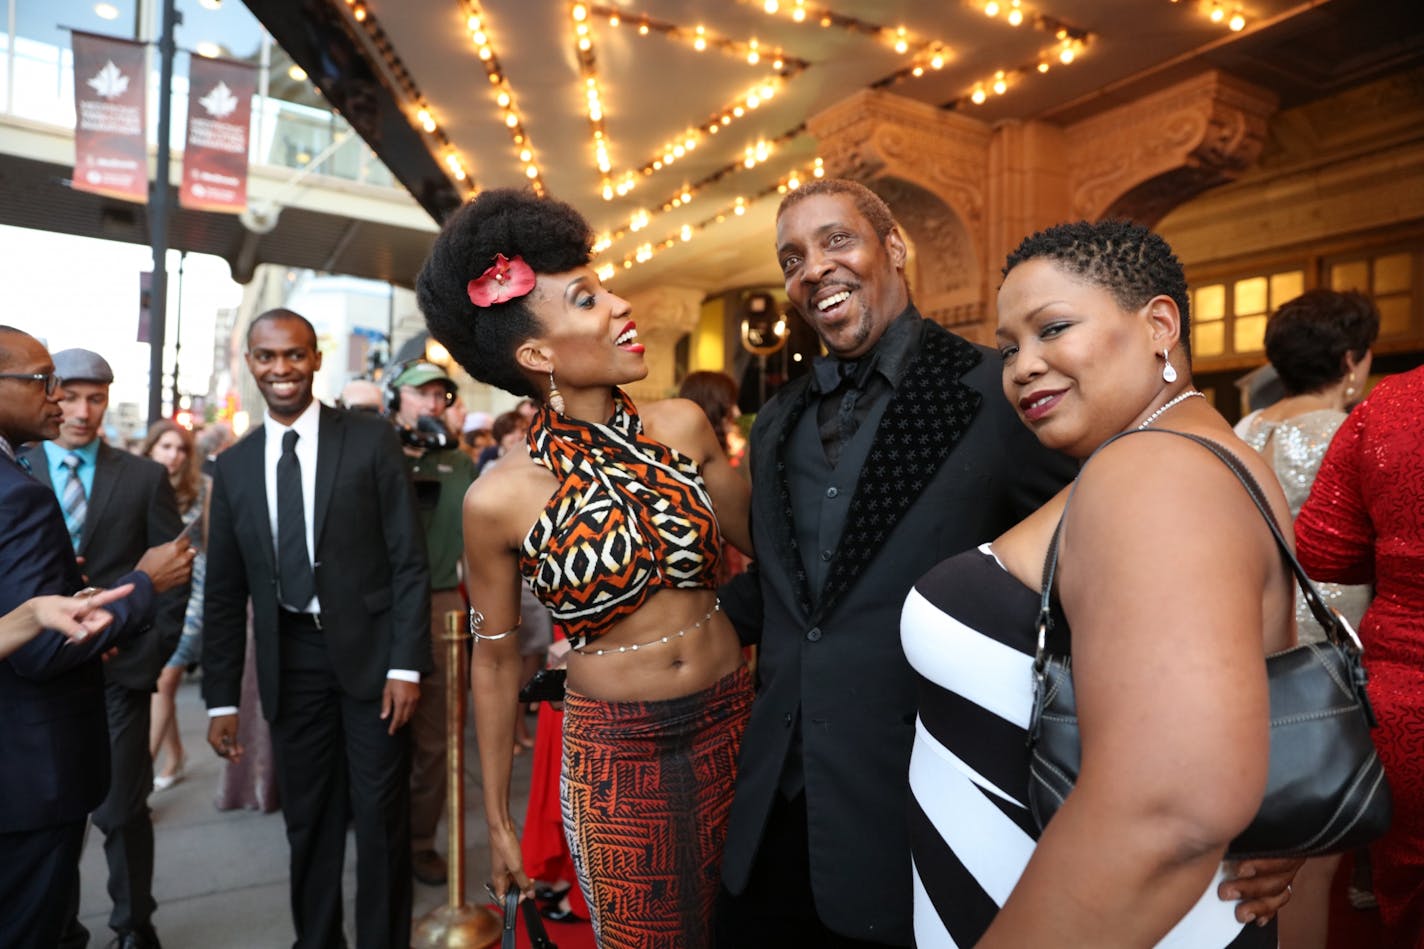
[[469, 608, 521, 642]]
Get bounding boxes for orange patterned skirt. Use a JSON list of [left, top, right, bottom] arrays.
[[561, 665, 751, 949]]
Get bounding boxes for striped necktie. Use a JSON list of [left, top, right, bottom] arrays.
[[60, 451, 87, 551]]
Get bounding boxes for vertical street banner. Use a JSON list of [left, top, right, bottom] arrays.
[[71, 31, 149, 203], [180, 56, 257, 213]]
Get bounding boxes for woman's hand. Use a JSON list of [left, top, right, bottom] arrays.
[[37, 584, 136, 641], [487, 818, 534, 902], [1220, 857, 1305, 925]]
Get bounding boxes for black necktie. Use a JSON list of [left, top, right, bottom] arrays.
[[277, 429, 316, 610]]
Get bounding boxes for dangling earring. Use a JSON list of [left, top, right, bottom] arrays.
[[1344, 377, 1357, 401], [547, 369, 566, 415], [1161, 349, 1178, 384]]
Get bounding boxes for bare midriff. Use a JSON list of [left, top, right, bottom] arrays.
[[564, 587, 744, 703]]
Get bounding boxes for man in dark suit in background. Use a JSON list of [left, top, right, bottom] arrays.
[[715, 180, 1076, 947], [203, 309, 430, 949], [22, 349, 189, 949], [0, 327, 193, 949]]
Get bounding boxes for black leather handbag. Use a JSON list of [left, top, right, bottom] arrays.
[[1027, 428, 1392, 859]]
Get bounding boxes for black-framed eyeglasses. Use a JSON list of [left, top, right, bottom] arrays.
[[0, 372, 63, 395]]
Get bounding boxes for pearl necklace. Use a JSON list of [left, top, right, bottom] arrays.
[[1137, 389, 1205, 430]]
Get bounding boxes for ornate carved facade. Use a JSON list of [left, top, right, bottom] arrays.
[[621, 285, 705, 403], [1065, 72, 1277, 224], [805, 72, 1279, 343]]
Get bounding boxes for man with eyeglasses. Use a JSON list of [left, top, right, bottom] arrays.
[[0, 368, 64, 394], [21, 348, 190, 949], [0, 327, 193, 949]]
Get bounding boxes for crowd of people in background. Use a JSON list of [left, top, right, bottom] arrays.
[[0, 176, 1420, 949]]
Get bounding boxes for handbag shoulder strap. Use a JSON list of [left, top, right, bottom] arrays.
[[1035, 428, 1356, 666]]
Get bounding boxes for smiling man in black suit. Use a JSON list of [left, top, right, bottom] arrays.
[[714, 181, 1076, 948], [203, 309, 430, 949]]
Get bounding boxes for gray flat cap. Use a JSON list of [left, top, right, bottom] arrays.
[[53, 348, 115, 384]]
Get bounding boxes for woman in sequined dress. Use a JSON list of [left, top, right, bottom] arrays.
[[1235, 289, 1377, 637], [1234, 289, 1378, 948], [1297, 364, 1424, 948]]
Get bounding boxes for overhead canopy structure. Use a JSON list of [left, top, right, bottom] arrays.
[[239, 0, 1424, 295]]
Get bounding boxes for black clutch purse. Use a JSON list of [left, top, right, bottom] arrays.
[[1027, 428, 1391, 859], [518, 668, 567, 705]]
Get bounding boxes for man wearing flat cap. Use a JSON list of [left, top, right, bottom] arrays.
[[22, 348, 189, 949]]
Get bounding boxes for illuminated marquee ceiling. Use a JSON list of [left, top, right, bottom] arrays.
[[244, 0, 1424, 294]]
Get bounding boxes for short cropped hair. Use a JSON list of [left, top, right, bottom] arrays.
[[1004, 220, 1192, 361], [1264, 289, 1379, 396], [416, 189, 592, 399], [247, 309, 317, 349], [776, 178, 896, 240]]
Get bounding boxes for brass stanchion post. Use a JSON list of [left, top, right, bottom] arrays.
[[412, 610, 502, 947]]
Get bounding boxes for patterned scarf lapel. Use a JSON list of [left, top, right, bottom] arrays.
[[527, 388, 645, 481]]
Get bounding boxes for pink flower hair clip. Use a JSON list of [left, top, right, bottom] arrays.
[[467, 253, 536, 308]]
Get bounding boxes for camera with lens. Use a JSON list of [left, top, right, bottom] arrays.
[[397, 414, 453, 451]]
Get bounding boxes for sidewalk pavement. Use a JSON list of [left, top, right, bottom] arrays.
[[76, 674, 533, 947]]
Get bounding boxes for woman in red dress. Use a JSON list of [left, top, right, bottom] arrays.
[[1297, 364, 1424, 948]]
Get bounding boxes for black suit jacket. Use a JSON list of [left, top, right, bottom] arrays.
[[0, 454, 156, 833], [21, 442, 187, 691], [720, 319, 1076, 944], [202, 403, 431, 719]]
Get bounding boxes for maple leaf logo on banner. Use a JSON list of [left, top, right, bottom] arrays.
[[199, 81, 239, 118], [87, 61, 129, 99]]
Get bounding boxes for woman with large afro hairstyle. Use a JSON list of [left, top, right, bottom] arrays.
[[416, 188, 753, 949]]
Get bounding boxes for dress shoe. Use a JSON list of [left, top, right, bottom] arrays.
[[534, 883, 570, 904], [152, 768, 184, 792], [105, 927, 162, 949], [539, 901, 585, 923], [411, 848, 448, 886]]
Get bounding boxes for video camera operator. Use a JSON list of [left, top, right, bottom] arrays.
[[384, 359, 477, 887]]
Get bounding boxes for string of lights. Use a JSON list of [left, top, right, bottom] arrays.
[[597, 157, 828, 279], [1185, 0, 1249, 32], [938, 27, 1090, 109], [736, 0, 1093, 112], [590, 122, 809, 255], [571, 3, 808, 201], [335, 0, 476, 188], [458, 0, 546, 196]]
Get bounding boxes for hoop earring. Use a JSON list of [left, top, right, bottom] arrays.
[[1161, 349, 1178, 384], [547, 369, 566, 415]]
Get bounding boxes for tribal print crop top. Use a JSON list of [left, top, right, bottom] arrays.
[[518, 392, 722, 650]]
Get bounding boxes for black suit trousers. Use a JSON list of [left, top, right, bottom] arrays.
[[715, 792, 905, 949], [270, 618, 412, 949], [89, 681, 157, 934], [0, 820, 86, 949]]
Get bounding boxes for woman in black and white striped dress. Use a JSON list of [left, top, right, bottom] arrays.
[[903, 221, 1301, 947]]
